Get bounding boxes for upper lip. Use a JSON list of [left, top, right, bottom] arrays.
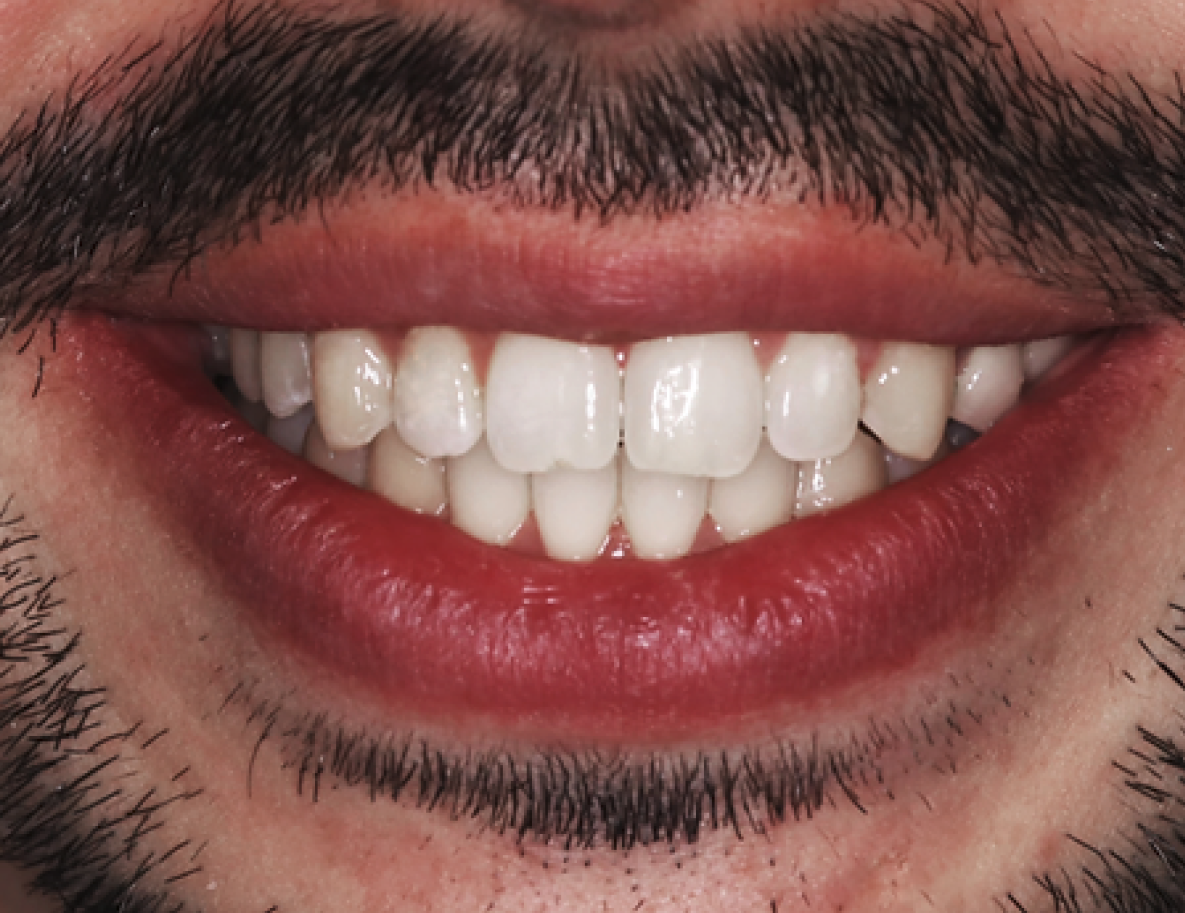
[[96, 197, 1129, 344]]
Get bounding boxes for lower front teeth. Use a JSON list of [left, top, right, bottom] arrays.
[[215, 325, 1082, 561]]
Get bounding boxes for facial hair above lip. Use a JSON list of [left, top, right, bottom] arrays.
[[1, 0, 1185, 341]]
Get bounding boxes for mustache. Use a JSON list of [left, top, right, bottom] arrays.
[[0, 0, 1183, 336]]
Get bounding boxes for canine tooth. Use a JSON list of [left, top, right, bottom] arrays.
[[267, 405, 314, 456], [313, 330, 394, 450], [369, 427, 447, 515], [1022, 336, 1074, 383], [393, 327, 483, 459], [487, 334, 621, 473], [261, 332, 313, 418], [952, 345, 1024, 432], [304, 422, 369, 487], [709, 440, 797, 543], [230, 329, 264, 403], [766, 333, 861, 460], [532, 460, 619, 561], [624, 333, 763, 478], [621, 461, 709, 559], [861, 343, 955, 460], [447, 438, 530, 546], [796, 430, 887, 518]]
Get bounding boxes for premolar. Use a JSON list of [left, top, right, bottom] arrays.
[[313, 330, 395, 450]]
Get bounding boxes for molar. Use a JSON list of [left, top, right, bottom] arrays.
[[623, 333, 763, 478]]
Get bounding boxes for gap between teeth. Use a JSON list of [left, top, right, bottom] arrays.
[[207, 326, 1078, 562]]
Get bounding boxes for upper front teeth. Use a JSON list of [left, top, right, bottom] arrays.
[[220, 325, 1078, 561]]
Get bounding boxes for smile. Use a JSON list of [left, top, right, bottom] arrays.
[[51, 196, 1175, 744]]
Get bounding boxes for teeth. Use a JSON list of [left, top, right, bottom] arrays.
[[214, 322, 1082, 561], [765, 333, 861, 461], [447, 438, 531, 546], [487, 334, 621, 473], [621, 461, 709, 559], [369, 427, 448, 516], [393, 327, 484, 459], [709, 439, 798, 543], [532, 460, 619, 561], [261, 332, 313, 418], [861, 343, 956, 460], [230, 329, 264, 403], [313, 330, 395, 450], [951, 344, 1024, 432], [1022, 336, 1074, 383], [624, 333, 763, 478], [303, 421, 369, 487], [267, 405, 315, 456], [796, 430, 887, 518]]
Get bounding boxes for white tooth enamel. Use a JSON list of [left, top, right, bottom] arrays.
[[267, 405, 315, 456], [1022, 336, 1074, 383], [303, 421, 369, 487], [796, 430, 888, 518], [369, 427, 448, 515], [951, 344, 1024, 432], [624, 333, 763, 478], [447, 438, 531, 546], [393, 327, 484, 459], [708, 439, 797, 543], [765, 333, 861, 461], [532, 459, 619, 561], [230, 329, 264, 403], [861, 342, 956, 460], [621, 460, 709, 559], [261, 332, 313, 418], [313, 330, 394, 450], [486, 334, 621, 473]]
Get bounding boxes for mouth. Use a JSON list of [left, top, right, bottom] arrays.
[[53, 204, 1173, 745]]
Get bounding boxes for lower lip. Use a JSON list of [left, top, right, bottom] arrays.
[[62, 314, 1171, 741]]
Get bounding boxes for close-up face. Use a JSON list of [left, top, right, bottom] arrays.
[[3, 0, 1185, 911]]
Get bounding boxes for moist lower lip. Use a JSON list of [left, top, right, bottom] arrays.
[[62, 313, 1170, 741]]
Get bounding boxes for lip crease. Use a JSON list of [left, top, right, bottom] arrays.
[[97, 199, 1124, 344], [58, 282, 1171, 742]]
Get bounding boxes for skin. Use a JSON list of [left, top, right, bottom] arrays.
[[4, 0, 1185, 911]]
